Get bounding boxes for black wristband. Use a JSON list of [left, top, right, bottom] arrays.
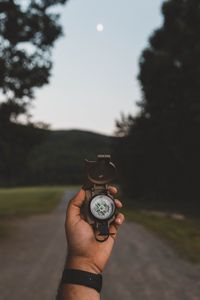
[[61, 269, 103, 293]]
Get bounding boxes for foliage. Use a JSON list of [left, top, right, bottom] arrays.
[[115, 0, 200, 207], [0, 1, 68, 179], [0, 122, 49, 186], [0, 0, 67, 121], [115, 113, 134, 137]]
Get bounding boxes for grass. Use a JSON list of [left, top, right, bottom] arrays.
[[124, 209, 200, 263], [0, 186, 77, 238]]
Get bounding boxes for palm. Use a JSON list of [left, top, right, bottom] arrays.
[[66, 216, 115, 272]]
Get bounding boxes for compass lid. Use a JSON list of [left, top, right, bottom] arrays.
[[85, 154, 117, 185]]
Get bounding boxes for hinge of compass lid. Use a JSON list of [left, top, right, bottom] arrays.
[[92, 184, 107, 197], [97, 154, 111, 159]]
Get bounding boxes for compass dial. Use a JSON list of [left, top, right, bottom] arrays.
[[90, 195, 115, 220]]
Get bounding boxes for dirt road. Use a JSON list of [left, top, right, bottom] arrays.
[[0, 189, 200, 300], [103, 222, 200, 300], [0, 190, 74, 300]]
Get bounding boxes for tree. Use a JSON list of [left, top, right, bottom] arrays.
[[0, 0, 67, 122], [115, 113, 134, 137], [0, 0, 67, 187], [115, 0, 200, 212], [139, 0, 200, 123]]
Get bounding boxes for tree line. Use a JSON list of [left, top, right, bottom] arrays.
[[115, 0, 200, 214]]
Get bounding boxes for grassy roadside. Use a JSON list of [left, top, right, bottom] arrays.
[[0, 186, 78, 238], [124, 209, 200, 263]]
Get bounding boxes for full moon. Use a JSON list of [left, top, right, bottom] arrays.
[[96, 24, 104, 32]]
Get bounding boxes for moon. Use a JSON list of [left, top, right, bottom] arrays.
[[96, 24, 104, 32]]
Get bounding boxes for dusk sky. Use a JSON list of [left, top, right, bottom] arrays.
[[32, 0, 163, 135]]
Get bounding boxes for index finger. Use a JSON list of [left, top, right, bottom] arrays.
[[108, 185, 118, 195]]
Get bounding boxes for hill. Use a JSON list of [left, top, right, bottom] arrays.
[[28, 129, 117, 185], [0, 124, 118, 186]]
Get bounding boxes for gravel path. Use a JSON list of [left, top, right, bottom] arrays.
[[0, 190, 75, 300], [0, 189, 200, 300], [103, 222, 200, 300]]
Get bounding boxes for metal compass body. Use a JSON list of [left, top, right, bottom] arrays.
[[83, 154, 118, 242]]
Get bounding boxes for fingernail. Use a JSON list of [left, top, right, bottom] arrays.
[[116, 218, 122, 224]]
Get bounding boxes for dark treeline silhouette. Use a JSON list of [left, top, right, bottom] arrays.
[[114, 0, 200, 215], [0, 125, 115, 186], [0, 122, 48, 186], [0, 0, 68, 185]]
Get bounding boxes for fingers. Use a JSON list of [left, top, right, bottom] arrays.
[[108, 185, 118, 195], [109, 212, 125, 239], [115, 199, 122, 209], [115, 213, 125, 227]]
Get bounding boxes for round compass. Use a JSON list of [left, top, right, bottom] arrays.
[[89, 194, 116, 221]]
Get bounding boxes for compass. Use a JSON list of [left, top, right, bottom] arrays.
[[82, 154, 118, 242]]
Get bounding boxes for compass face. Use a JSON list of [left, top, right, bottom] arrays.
[[90, 195, 115, 220]]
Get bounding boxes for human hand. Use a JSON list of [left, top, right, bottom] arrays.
[[65, 186, 125, 274]]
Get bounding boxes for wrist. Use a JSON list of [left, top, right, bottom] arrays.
[[66, 255, 102, 274]]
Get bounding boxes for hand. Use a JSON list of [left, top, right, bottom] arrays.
[[65, 186, 125, 274]]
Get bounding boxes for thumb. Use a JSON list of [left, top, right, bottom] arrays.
[[67, 189, 86, 220], [70, 189, 86, 208]]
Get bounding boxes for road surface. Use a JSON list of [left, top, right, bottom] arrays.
[[0, 189, 200, 300]]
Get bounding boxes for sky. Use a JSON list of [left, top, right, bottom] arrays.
[[32, 0, 164, 135]]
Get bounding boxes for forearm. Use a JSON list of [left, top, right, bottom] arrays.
[[57, 257, 102, 300], [59, 284, 100, 300]]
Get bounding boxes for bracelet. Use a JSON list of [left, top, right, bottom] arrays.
[[61, 269, 103, 293]]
